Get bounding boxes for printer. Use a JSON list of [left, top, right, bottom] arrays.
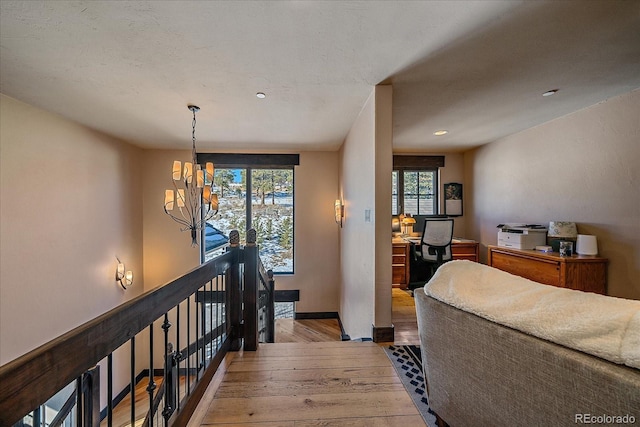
[[497, 224, 547, 250]]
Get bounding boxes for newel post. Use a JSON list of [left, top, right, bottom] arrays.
[[226, 230, 243, 351], [244, 228, 259, 351]]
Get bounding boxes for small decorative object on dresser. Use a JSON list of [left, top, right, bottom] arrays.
[[547, 221, 577, 251], [576, 234, 598, 255]]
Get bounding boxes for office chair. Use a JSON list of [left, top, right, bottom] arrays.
[[420, 218, 454, 277]]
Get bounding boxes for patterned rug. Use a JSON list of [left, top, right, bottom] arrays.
[[384, 345, 438, 427]]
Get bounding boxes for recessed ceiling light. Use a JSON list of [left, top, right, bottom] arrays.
[[542, 89, 559, 97], [256, 92, 266, 99], [433, 130, 448, 136]]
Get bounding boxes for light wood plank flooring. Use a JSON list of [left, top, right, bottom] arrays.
[[188, 289, 422, 426], [389, 288, 420, 345], [275, 318, 342, 343], [190, 342, 424, 426], [110, 289, 421, 426]]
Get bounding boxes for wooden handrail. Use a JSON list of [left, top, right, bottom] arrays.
[[0, 230, 276, 427], [0, 250, 237, 425]]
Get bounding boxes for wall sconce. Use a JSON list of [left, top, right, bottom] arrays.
[[115, 257, 133, 290], [334, 199, 344, 227]]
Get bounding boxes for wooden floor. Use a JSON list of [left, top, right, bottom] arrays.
[[187, 288, 423, 426], [389, 287, 421, 345], [189, 342, 424, 426], [275, 318, 343, 343], [106, 289, 421, 426]]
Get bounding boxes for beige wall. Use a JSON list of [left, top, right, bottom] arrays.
[[0, 95, 145, 402], [0, 95, 144, 364], [339, 86, 393, 339], [277, 151, 341, 313], [438, 153, 467, 237], [465, 89, 640, 299]]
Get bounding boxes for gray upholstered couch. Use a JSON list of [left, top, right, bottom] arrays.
[[415, 260, 640, 427]]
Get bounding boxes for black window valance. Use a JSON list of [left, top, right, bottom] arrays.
[[196, 153, 300, 169], [393, 155, 444, 169]]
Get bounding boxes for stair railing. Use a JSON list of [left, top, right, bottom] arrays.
[[0, 228, 276, 427]]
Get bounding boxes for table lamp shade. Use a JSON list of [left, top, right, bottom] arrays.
[[576, 234, 598, 255]]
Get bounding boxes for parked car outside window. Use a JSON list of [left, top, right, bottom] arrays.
[[205, 223, 229, 252]]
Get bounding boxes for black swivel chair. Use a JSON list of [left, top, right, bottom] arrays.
[[419, 218, 454, 279]]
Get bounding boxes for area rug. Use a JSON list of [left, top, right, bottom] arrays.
[[384, 345, 438, 427]]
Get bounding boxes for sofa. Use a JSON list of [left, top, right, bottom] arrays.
[[415, 260, 640, 427]]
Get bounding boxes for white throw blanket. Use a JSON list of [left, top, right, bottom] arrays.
[[424, 260, 640, 369]]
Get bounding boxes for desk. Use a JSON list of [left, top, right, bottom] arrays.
[[487, 245, 607, 294], [392, 237, 479, 289]]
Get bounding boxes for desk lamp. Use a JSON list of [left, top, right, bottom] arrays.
[[402, 216, 416, 236]]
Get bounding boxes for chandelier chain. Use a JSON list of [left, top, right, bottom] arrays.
[[192, 109, 197, 151], [164, 104, 218, 247]]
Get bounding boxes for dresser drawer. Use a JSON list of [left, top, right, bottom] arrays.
[[490, 251, 560, 286], [452, 245, 477, 255], [392, 265, 406, 284], [393, 245, 408, 255], [392, 254, 406, 264]]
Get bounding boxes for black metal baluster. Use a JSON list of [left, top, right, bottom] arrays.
[[200, 285, 205, 371], [217, 275, 222, 348], [75, 377, 82, 427], [32, 409, 41, 427], [161, 313, 171, 423], [209, 278, 213, 361], [196, 289, 204, 381], [176, 303, 181, 411], [130, 336, 136, 426], [214, 276, 219, 350], [107, 353, 113, 427], [147, 323, 156, 426], [187, 293, 191, 394]]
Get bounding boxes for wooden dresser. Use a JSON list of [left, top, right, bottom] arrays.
[[487, 245, 607, 294], [392, 238, 479, 289]]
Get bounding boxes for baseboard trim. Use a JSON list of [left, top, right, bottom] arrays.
[[372, 324, 395, 343], [294, 311, 338, 320], [294, 311, 351, 341]]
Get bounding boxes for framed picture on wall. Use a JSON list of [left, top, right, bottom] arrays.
[[444, 183, 463, 216]]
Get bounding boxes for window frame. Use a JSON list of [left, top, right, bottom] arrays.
[[392, 155, 444, 216], [393, 168, 439, 216], [197, 154, 299, 274]]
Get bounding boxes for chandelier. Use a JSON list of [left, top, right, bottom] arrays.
[[164, 105, 219, 246]]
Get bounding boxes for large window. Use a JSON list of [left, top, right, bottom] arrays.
[[199, 154, 298, 274]]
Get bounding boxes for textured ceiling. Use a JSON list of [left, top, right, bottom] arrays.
[[1, 1, 639, 152]]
